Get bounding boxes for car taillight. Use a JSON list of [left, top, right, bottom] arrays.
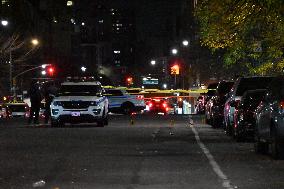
[[279, 100, 284, 112], [136, 95, 144, 100]]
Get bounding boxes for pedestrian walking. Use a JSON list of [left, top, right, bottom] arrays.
[[28, 81, 42, 124]]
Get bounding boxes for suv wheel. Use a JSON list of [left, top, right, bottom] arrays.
[[271, 128, 284, 159], [121, 102, 135, 115], [254, 134, 268, 154]]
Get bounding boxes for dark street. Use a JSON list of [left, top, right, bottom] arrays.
[[1, 115, 284, 189]]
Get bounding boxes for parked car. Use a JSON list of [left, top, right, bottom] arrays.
[[0, 104, 8, 118], [255, 76, 284, 159], [204, 82, 218, 120], [209, 81, 234, 128], [224, 76, 274, 135], [233, 89, 267, 141], [196, 95, 205, 114], [5, 102, 29, 118]]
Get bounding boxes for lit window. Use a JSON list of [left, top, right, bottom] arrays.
[[70, 18, 75, 24], [1, 0, 8, 5], [114, 51, 120, 54], [116, 28, 120, 30], [99, 20, 104, 23], [116, 24, 122, 26], [67, 1, 73, 6]]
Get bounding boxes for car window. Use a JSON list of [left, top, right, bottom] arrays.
[[106, 90, 123, 96], [60, 85, 102, 96], [217, 82, 234, 94]]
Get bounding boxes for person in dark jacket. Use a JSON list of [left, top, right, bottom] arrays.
[[28, 81, 42, 124], [43, 82, 57, 124]]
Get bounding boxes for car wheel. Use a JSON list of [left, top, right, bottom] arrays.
[[211, 117, 220, 128], [51, 120, 58, 127], [254, 134, 268, 154], [51, 119, 60, 127], [271, 128, 284, 159], [121, 102, 135, 115], [97, 119, 104, 127], [103, 113, 108, 125], [234, 128, 244, 142]]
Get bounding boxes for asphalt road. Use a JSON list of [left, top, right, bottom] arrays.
[[1, 115, 284, 189]]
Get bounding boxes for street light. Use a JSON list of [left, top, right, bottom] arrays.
[[81, 66, 87, 72], [1, 20, 8, 26], [12, 64, 51, 96], [171, 48, 178, 55], [182, 40, 189, 47], [31, 38, 39, 46], [150, 60, 156, 65]]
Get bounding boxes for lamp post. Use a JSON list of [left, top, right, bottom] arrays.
[[11, 38, 40, 96], [12, 64, 51, 96]]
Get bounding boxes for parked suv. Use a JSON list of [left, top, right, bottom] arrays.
[[224, 76, 274, 135], [209, 81, 234, 128], [233, 89, 267, 141], [255, 76, 284, 159], [50, 81, 108, 127]]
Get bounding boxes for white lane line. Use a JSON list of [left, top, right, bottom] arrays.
[[190, 124, 234, 189]]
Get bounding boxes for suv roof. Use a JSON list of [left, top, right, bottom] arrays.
[[234, 76, 273, 96], [217, 81, 234, 95], [62, 81, 101, 86]]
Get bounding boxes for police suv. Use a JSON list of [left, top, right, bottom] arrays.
[[104, 88, 145, 114], [50, 81, 108, 127]]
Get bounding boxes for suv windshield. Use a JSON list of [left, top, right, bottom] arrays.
[[236, 77, 273, 96], [217, 81, 234, 95], [59, 85, 101, 96]]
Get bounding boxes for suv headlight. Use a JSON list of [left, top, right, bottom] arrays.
[[90, 101, 97, 106], [53, 101, 63, 106]]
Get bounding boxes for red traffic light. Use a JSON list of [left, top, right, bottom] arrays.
[[170, 64, 180, 75], [47, 66, 55, 76], [126, 77, 133, 85]]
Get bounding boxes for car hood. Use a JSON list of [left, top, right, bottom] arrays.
[[53, 96, 104, 102]]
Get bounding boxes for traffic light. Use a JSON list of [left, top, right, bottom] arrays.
[[126, 77, 133, 85], [170, 65, 180, 75], [46, 65, 55, 76]]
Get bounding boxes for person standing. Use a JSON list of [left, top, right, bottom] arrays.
[[28, 81, 42, 124], [44, 82, 57, 124]]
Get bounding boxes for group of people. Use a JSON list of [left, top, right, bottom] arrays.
[[28, 80, 57, 124]]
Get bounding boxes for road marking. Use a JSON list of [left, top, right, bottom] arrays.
[[190, 123, 234, 189]]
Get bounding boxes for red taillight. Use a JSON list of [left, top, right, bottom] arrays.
[[136, 95, 144, 100], [279, 101, 284, 110]]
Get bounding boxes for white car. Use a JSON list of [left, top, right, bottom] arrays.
[[104, 88, 145, 114], [50, 81, 108, 127]]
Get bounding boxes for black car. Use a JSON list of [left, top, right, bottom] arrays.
[[224, 76, 274, 135], [255, 76, 284, 159], [204, 82, 218, 119], [233, 89, 267, 141], [209, 81, 234, 128]]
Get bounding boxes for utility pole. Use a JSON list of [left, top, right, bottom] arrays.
[[9, 50, 13, 95]]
